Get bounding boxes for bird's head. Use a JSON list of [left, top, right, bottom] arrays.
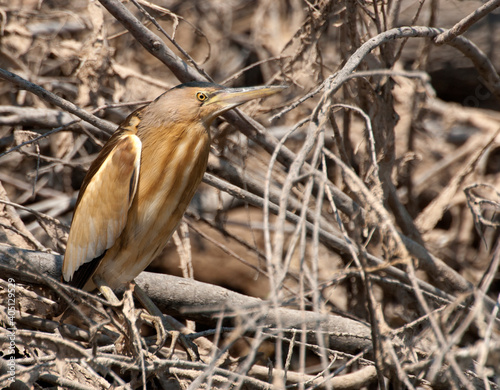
[[143, 82, 286, 130]]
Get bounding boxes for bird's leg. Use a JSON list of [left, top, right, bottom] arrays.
[[93, 275, 145, 356], [93, 275, 122, 306], [132, 282, 199, 361], [92, 276, 197, 359]]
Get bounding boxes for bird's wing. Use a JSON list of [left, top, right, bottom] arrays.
[[62, 131, 142, 287]]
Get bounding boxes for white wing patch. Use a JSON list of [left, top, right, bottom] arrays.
[[62, 134, 142, 282]]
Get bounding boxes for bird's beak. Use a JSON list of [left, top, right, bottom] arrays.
[[210, 85, 287, 110]]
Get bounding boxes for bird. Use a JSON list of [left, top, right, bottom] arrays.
[[62, 81, 284, 295]]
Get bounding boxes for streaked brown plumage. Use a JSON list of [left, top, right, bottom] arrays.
[[62, 82, 284, 293]]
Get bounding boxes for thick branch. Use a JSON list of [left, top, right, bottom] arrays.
[[0, 68, 116, 135], [0, 105, 102, 133], [0, 245, 372, 354]]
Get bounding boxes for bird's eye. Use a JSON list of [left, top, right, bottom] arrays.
[[196, 92, 208, 102]]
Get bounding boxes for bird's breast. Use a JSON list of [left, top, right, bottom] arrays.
[[129, 129, 210, 244]]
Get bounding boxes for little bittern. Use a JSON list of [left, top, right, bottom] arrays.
[[62, 82, 284, 293]]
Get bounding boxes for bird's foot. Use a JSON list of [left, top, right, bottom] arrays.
[[132, 282, 200, 361], [139, 311, 169, 354]]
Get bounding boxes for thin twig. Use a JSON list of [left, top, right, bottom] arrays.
[[434, 0, 500, 44]]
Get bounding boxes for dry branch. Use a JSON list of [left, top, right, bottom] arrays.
[[434, 0, 500, 44], [0, 68, 115, 135], [0, 244, 372, 354], [1, 0, 500, 388]]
